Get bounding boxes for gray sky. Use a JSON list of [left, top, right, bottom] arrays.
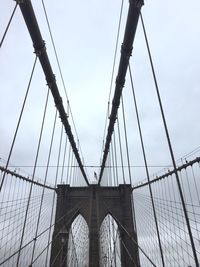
[[1, 3, 200, 265], [1, 0, 200, 184]]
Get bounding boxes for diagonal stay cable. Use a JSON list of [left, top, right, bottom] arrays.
[[50, 212, 85, 267], [0, 200, 83, 266], [110, 220, 137, 267], [31, 201, 88, 265], [41, 0, 88, 177], [103, 215, 137, 267], [16, 88, 50, 266], [102, 201, 157, 267], [100, 0, 124, 175], [45, 122, 64, 265], [128, 63, 165, 266], [110, 225, 121, 266], [117, 118, 126, 184], [0, 2, 18, 48], [0, 56, 37, 192], [30, 110, 57, 264], [121, 95, 132, 185], [100, 0, 124, 174], [140, 12, 199, 266], [41, 0, 87, 171]]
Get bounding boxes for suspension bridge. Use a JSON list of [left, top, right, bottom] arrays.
[[0, 0, 200, 266]]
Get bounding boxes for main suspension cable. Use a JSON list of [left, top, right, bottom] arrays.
[[41, 0, 87, 176], [100, 0, 124, 172], [99, 0, 144, 184], [18, 0, 89, 185]]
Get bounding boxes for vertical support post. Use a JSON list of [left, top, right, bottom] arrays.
[[50, 186, 69, 266], [89, 186, 100, 267], [119, 185, 139, 267], [50, 185, 140, 266]]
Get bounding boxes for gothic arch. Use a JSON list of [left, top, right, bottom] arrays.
[[99, 214, 121, 267], [67, 214, 89, 267], [50, 184, 140, 267]]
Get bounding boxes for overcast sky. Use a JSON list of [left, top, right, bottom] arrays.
[[1, 0, 200, 184]]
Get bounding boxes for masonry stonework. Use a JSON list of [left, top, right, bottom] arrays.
[[50, 184, 140, 266]]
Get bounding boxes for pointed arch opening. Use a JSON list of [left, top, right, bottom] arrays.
[[99, 214, 122, 267], [67, 214, 89, 267]]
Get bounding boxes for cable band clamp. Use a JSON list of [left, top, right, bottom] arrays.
[[34, 40, 46, 56], [121, 44, 132, 60], [130, 0, 144, 8], [14, 0, 25, 4]]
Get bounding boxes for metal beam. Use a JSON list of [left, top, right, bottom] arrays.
[[0, 165, 55, 190], [99, 0, 144, 184], [133, 157, 200, 190], [18, 0, 89, 185]]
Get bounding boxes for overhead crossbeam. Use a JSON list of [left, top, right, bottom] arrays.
[[17, 0, 89, 186], [98, 0, 144, 184]]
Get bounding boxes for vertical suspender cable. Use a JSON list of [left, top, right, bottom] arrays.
[[121, 96, 132, 185], [16, 87, 50, 266], [108, 0, 124, 102], [117, 118, 126, 184], [100, 0, 124, 175], [30, 108, 57, 265], [69, 153, 74, 185], [18, 0, 89, 185], [45, 120, 64, 266], [66, 147, 72, 184], [60, 137, 67, 184], [121, 95, 139, 250], [0, 56, 37, 192], [58, 125, 64, 181], [71, 156, 76, 186], [42, 0, 88, 177], [111, 141, 117, 186], [99, 0, 144, 184], [129, 64, 165, 266], [108, 152, 112, 186], [113, 131, 119, 185], [140, 12, 199, 266]]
